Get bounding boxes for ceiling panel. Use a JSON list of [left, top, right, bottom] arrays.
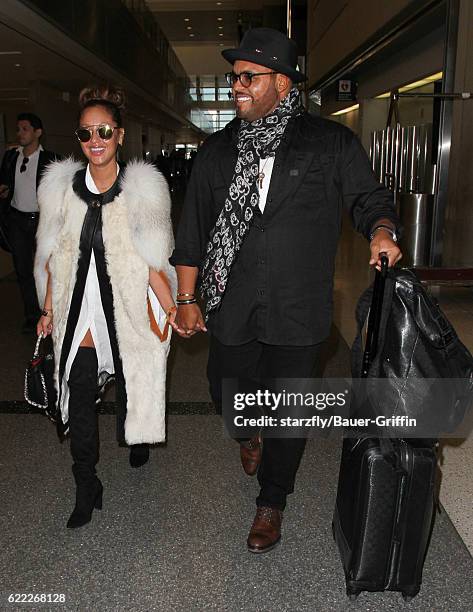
[[147, 0, 285, 44], [0, 21, 92, 100], [147, 1, 268, 11], [154, 9, 242, 44]]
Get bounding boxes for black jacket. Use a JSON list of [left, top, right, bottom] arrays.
[[170, 113, 400, 346], [0, 147, 60, 208]]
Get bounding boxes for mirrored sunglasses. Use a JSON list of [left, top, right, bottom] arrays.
[[75, 124, 118, 143]]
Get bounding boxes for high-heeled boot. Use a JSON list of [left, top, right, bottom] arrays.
[[67, 346, 102, 529], [129, 443, 150, 468]]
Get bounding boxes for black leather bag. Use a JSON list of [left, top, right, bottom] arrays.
[[333, 257, 438, 601], [351, 264, 473, 437], [25, 333, 57, 421]]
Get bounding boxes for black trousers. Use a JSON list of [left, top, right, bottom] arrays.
[[8, 208, 40, 319], [207, 335, 321, 511]]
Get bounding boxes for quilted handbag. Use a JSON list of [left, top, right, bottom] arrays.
[[24, 332, 57, 420]]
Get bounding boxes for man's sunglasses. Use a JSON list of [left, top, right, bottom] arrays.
[[20, 157, 29, 173], [75, 124, 118, 143], [225, 71, 278, 87]]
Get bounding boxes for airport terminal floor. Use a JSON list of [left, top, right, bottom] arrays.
[[1, 215, 473, 611]]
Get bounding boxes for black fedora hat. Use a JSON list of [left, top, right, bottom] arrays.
[[222, 27, 306, 83]]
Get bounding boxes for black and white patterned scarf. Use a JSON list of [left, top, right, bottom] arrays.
[[200, 87, 303, 317]]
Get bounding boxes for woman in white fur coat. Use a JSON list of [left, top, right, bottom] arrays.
[[34, 85, 177, 529]]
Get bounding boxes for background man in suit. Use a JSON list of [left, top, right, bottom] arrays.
[[170, 28, 402, 554], [0, 113, 59, 332]]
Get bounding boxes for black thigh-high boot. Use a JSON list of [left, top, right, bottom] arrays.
[[129, 443, 150, 468], [67, 346, 102, 528]]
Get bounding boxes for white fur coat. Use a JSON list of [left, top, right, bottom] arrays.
[[34, 158, 176, 444]]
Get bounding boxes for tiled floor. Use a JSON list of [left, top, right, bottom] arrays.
[[333, 219, 473, 555]]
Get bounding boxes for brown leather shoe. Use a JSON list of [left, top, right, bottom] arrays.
[[240, 435, 262, 476], [247, 506, 283, 553]]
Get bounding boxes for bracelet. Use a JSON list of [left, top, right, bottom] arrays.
[[177, 299, 197, 305], [177, 292, 195, 298], [41, 309, 53, 317], [369, 224, 398, 243]]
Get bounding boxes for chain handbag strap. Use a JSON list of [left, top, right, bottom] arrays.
[[24, 331, 49, 410], [33, 331, 44, 359]]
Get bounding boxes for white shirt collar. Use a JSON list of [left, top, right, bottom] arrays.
[[19, 144, 43, 158], [86, 163, 120, 195]]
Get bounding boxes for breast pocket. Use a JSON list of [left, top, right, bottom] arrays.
[[297, 158, 328, 207], [319, 154, 339, 197]]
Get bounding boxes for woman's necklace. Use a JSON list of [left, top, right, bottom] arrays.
[[258, 157, 272, 190]]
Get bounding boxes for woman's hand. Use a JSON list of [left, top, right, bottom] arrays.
[[166, 305, 180, 333], [37, 314, 53, 337]]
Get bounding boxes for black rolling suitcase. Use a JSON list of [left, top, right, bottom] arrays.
[[332, 256, 438, 601]]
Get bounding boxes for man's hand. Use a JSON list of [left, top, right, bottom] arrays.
[[369, 230, 402, 270], [175, 303, 207, 338], [0, 184, 10, 199]]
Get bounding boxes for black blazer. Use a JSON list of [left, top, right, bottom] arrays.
[[170, 113, 400, 346], [0, 147, 60, 208]]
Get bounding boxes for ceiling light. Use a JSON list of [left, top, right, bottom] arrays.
[[184, 18, 190, 21], [189, 33, 195, 37], [399, 72, 443, 93], [217, 17, 223, 21], [0, 51, 22, 55], [331, 104, 359, 116], [219, 33, 223, 37], [186, 26, 192, 30], [376, 72, 443, 98], [218, 26, 223, 29], [14, 63, 21, 68], [217, 2, 222, 5]]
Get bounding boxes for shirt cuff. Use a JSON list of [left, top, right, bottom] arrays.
[[168, 249, 201, 268]]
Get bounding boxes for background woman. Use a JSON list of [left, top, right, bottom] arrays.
[[34, 85, 177, 528]]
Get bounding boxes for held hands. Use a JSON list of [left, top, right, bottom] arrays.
[[174, 303, 207, 339], [369, 230, 402, 271]]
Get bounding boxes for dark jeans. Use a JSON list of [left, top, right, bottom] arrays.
[[207, 335, 321, 511], [8, 208, 40, 319]]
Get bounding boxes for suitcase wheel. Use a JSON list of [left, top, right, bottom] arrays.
[[402, 594, 414, 602]]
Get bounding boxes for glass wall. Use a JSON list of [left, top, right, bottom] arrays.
[[191, 109, 236, 133], [188, 74, 235, 133], [189, 75, 232, 102]]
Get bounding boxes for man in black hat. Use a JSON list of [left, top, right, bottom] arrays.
[[0, 113, 60, 332], [170, 27, 401, 553]]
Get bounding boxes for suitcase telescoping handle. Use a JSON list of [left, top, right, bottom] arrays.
[[361, 253, 389, 378]]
